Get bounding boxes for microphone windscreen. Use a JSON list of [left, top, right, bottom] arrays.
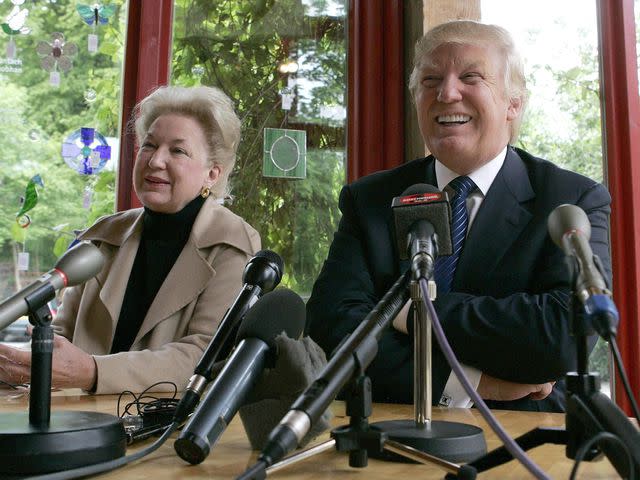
[[392, 183, 453, 258], [242, 249, 284, 291], [547, 203, 592, 247], [236, 288, 305, 347], [54, 241, 105, 287], [239, 334, 332, 450]]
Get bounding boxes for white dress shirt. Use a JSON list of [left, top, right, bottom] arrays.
[[435, 146, 507, 408]]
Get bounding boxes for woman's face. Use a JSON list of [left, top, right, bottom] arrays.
[[134, 113, 220, 213]]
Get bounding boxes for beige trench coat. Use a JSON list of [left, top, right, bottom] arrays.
[[53, 197, 260, 393]]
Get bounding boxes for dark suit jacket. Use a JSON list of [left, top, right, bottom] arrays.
[[306, 147, 611, 412]]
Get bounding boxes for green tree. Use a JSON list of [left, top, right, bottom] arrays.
[[0, 0, 124, 296], [171, 0, 347, 293]]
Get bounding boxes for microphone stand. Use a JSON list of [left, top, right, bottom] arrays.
[[366, 277, 486, 464], [451, 260, 640, 479], [0, 286, 126, 476], [252, 271, 483, 480]]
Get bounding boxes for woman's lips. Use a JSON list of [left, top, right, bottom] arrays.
[[145, 176, 170, 185]]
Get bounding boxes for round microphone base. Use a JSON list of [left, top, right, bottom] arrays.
[[369, 419, 486, 463], [0, 411, 126, 476]]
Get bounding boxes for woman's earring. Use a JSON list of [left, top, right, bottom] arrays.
[[200, 186, 211, 198]]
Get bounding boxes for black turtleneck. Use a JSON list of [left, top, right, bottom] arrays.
[[110, 195, 206, 353]]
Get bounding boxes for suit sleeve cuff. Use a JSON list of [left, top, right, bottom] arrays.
[[438, 364, 482, 408]]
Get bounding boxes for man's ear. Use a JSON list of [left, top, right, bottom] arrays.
[[507, 96, 523, 121]]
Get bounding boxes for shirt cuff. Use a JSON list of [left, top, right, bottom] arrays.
[[438, 364, 482, 408]]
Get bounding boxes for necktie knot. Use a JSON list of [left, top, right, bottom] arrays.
[[448, 175, 476, 199]]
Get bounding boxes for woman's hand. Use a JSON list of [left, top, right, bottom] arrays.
[[0, 332, 96, 391]]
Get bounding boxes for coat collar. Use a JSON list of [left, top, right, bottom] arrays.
[[78, 198, 259, 345], [79, 197, 257, 253]]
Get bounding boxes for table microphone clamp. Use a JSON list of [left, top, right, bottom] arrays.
[[264, 372, 479, 479], [0, 286, 126, 476]]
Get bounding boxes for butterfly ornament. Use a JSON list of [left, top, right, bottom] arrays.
[[76, 3, 116, 53]]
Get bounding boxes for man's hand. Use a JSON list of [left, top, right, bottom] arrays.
[[392, 299, 412, 334], [478, 373, 555, 401], [0, 332, 96, 391]]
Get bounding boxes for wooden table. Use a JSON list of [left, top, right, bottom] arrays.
[[0, 388, 624, 479]]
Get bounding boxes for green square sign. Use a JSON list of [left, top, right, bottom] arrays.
[[263, 128, 306, 179]]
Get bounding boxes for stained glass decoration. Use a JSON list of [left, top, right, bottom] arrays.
[[1, 4, 30, 59], [61, 127, 111, 175], [76, 3, 116, 53], [263, 128, 306, 179], [16, 174, 44, 228], [36, 32, 78, 87]]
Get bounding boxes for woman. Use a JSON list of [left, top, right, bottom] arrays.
[[0, 86, 260, 393]]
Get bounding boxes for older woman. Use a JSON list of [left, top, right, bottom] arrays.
[[0, 86, 260, 393]]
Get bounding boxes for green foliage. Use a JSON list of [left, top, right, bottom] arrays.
[[172, 0, 347, 294], [517, 45, 603, 182], [0, 0, 124, 293]]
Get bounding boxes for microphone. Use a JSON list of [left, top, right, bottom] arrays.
[[0, 241, 104, 330], [238, 270, 412, 479], [391, 184, 452, 279], [547, 204, 618, 338], [174, 288, 305, 465], [173, 250, 284, 424]]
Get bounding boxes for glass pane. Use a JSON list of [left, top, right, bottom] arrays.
[[170, 0, 347, 296], [481, 1, 611, 391], [0, 0, 126, 342]]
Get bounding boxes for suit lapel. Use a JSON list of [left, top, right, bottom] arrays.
[[455, 148, 535, 286]]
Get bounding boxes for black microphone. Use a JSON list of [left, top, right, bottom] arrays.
[[173, 250, 284, 424], [174, 288, 305, 465], [547, 204, 618, 338], [237, 270, 412, 480], [392, 184, 452, 279], [0, 241, 104, 330]]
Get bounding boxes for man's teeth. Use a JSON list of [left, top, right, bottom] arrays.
[[437, 114, 471, 124]]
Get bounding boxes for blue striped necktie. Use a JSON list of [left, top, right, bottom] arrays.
[[433, 176, 476, 294]]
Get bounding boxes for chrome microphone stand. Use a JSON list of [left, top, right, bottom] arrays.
[[367, 276, 486, 464], [258, 271, 485, 479]]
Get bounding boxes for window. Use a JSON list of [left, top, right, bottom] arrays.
[[0, 0, 126, 338], [170, 0, 347, 295], [481, 0, 611, 390]]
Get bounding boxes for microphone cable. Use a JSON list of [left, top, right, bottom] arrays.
[[418, 278, 551, 480], [25, 421, 180, 480], [25, 382, 183, 480], [117, 382, 180, 445], [569, 431, 633, 480], [606, 336, 640, 422]]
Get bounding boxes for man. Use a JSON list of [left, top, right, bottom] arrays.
[[306, 20, 611, 412]]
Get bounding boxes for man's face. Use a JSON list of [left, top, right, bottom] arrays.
[[414, 42, 521, 175]]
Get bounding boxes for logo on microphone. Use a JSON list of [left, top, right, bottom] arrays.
[[394, 192, 444, 207]]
